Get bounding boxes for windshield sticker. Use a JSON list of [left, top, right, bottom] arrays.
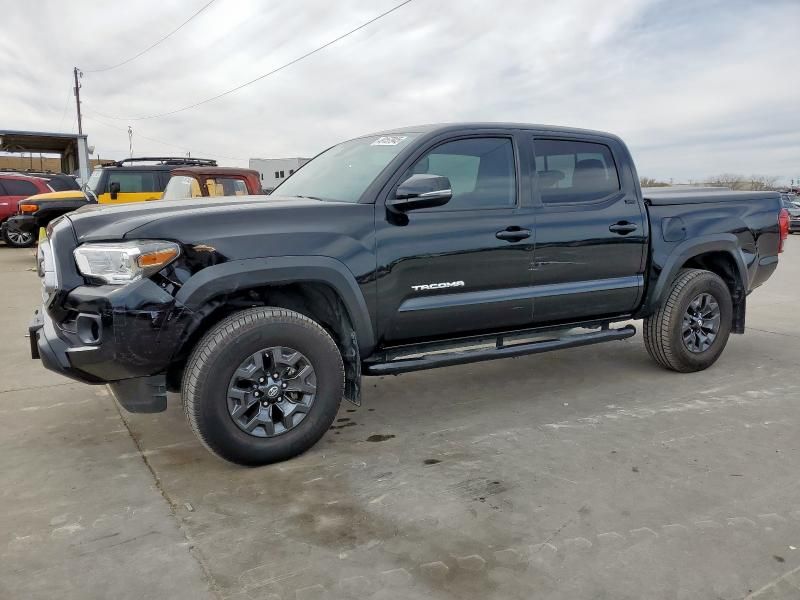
[[371, 135, 407, 146]]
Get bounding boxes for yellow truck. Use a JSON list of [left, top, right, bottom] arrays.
[[4, 157, 217, 246], [88, 157, 218, 204]]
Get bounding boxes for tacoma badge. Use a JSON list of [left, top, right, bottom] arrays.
[[411, 281, 465, 291]]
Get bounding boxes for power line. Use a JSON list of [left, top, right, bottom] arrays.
[[91, 0, 415, 121], [83, 0, 216, 73], [83, 113, 248, 161], [56, 85, 72, 132]]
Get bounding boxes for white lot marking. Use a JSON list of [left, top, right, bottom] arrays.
[[658, 425, 738, 445], [629, 527, 659, 538], [727, 517, 757, 528], [538, 385, 797, 432], [564, 537, 593, 549], [662, 524, 689, 535], [17, 398, 93, 412], [694, 520, 722, 530], [51, 522, 84, 538], [597, 532, 626, 544], [7, 534, 42, 549]]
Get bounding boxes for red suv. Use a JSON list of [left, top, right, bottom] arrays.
[[0, 174, 53, 247]]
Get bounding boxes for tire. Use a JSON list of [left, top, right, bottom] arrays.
[[183, 307, 344, 466], [643, 268, 733, 373], [2, 226, 35, 248]]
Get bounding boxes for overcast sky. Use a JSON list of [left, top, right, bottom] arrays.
[[1, 0, 798, 182]]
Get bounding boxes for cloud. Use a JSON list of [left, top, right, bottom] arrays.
[[1, 0, 798, 181]]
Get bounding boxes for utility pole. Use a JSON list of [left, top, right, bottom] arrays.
[[73, 67, 83, 135]]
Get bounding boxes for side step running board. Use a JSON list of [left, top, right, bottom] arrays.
[[363, 324, 636, 376]]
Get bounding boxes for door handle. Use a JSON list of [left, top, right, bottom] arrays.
[[609, 221, 638, 235], [496, 227, 531, 242]]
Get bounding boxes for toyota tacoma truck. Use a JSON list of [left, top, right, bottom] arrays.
[[28, 123, 788, 466]]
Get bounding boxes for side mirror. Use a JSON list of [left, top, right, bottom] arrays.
[[109, 181, 121, 200], [388, 174, 452, 212]]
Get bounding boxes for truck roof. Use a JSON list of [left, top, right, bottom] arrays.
[[169, 166, 261, 177], [365, 122, 622, 141]]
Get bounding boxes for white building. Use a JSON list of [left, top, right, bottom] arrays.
[[249, 157, 310, 191]]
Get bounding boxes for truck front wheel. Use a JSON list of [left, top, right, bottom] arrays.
[[183, 307, 344, 466], [643, 268, 733, 373], [2, 226, 35, 248]]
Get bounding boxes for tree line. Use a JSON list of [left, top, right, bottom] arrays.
[[640, 174, 783, 190]]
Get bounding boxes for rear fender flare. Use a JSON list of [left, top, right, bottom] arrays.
[[641, 235, 749, 316], [174, 256, 375, 355]]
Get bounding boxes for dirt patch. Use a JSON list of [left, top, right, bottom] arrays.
[[283, 503, 398, 549]]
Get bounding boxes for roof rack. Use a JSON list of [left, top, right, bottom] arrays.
[[111, 157, 218, 167]]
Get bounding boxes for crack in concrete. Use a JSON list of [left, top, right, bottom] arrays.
[[743, 563, 800, 598], [748, 327, 800, 339], [0, 381, 85, 395], [111, 390, 223, 600]]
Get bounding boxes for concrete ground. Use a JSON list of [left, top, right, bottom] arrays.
[[2, 241, 800, 600]]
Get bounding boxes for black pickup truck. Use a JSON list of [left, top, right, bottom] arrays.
[[29, 123, 788, 465]]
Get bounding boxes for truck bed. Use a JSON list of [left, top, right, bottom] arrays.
[[643, 189, 780, 206]]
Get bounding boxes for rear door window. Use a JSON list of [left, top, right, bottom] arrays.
[[1, 179, 39, 196], [46, 177, 79, 192], [107, 171, 160, 193], [206, 177, 248, 196], [533, 139, 620, 204]]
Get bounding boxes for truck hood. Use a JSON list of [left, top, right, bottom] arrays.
[[27, 190, 89, 203], [67, 195, 346, 242]]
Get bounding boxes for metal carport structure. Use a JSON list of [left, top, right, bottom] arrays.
[[0, 130, 90, 183]]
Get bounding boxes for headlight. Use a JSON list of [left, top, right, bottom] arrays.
[[73, 240, 180, 285]]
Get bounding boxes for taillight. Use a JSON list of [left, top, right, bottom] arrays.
[[778, 208, 789, 253], [19, 204, 38, 213]]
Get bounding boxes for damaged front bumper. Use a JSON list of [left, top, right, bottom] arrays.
[[30, 278, 198, 413]]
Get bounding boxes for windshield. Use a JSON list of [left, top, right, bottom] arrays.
[[273, 133, 419, 202]]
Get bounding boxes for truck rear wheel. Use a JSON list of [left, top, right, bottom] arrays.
[[643, 268, 733, 373], [183, 307, 344, 466]]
